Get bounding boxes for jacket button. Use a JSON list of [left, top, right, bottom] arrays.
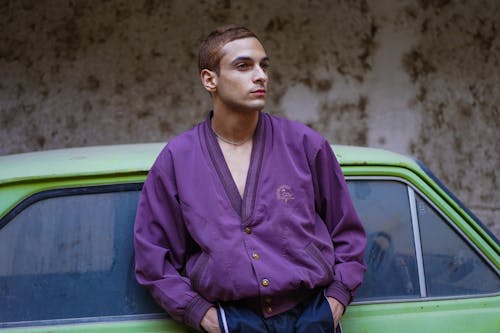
[[245, 227, 252, 234], [252, 252, 260, 260], [264, 297, 272, 304], [261, 279, 270, 287], [266, 306, 273, 313]]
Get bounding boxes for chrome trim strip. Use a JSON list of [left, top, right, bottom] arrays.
[[408, 186, 427, 298], [352, 291, 500, 305], [0, 313, 168, 329]]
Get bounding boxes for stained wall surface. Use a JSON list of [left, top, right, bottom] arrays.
[[1, 0, 498, 237]]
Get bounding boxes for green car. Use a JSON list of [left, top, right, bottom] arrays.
[[0, 144, 498, 332]]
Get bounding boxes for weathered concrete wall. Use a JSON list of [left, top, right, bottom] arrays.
[[1, 0, 498, 236]]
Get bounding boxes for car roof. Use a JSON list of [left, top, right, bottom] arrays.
[[0, 143, 420, 185]]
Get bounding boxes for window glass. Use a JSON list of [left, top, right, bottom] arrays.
[[416, 194, 500, 296], [347, 180, 420, 300], [0, 189, 162, 323]]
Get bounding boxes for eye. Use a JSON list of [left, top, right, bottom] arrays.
[[236, 62, 250, 70], [261, 62, 270, 71]]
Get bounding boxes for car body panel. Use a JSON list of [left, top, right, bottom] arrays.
[[1, 143, 498, 332], [0, 143, 164, 186], [343, 296, 500, 332]]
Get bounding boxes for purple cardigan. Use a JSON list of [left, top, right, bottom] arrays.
[[134, 112, 366, 331]]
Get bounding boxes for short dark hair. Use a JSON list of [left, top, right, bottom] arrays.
[[198, 24, 258, 74]]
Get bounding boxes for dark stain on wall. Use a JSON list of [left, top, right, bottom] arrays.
[[314, 94, 368, 147], [142, 0, 164, 17], [51, 19, 82, 61], [404, 1, 499, 231], [358, 19, 378, 73], [418, 0, 452, 11], [265, 17, 290, 33], [83, 100, 93, 113], [80, 75, 101, 92], [315, 79, 332, 93], [401, 50, 436, 83]]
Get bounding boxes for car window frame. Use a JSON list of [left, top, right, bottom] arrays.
[[0, 183, 144, 230], [347, 175, 500, 305]]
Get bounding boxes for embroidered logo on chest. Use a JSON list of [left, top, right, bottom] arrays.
[[276, 185, 295, 204]]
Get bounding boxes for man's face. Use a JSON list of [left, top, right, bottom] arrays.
[[213, 37, 269, 112]]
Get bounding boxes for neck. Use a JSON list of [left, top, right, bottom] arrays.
[[211, 108, 259, 144]]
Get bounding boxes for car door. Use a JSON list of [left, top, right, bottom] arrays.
[[341, 177, 500, 333]]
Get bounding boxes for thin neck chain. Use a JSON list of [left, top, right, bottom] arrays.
[[212, 126, 253, 146]]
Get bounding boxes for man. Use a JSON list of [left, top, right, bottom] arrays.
[[134, 25, 366, 333]]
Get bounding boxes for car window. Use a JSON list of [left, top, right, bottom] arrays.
[[347, 180, 420, 301], [0, 187, 162, 324], [416, 194, 500, 297]]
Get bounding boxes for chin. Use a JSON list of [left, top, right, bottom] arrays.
[[249, 101, 266, 111]]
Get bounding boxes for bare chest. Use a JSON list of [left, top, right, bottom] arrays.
[[218, 140, 252, 198]]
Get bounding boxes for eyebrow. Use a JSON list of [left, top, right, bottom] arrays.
[[230, 56, 270, 64]]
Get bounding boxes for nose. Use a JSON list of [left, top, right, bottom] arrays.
[[253, 65, 268, 84]]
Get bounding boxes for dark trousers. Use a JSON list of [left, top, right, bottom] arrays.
[[216, 291, 341, 333]]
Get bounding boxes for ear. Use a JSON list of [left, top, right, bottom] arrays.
[[200, 69, 218, 93]]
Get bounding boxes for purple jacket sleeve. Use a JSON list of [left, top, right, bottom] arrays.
[[134, 150, 212, 331], [311, 141, 367, 307]]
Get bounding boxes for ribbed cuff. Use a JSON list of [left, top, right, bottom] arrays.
[[325, 280, 352, 308], [183, 295, 213, 332]]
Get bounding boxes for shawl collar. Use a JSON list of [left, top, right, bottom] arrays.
[[202, 111, 266, 220]]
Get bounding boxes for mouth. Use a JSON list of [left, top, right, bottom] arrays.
[[251, 88, 266, 96]]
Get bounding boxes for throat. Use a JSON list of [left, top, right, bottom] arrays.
[[213, 127, 253, 146], [210, 109, 259, 147]]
